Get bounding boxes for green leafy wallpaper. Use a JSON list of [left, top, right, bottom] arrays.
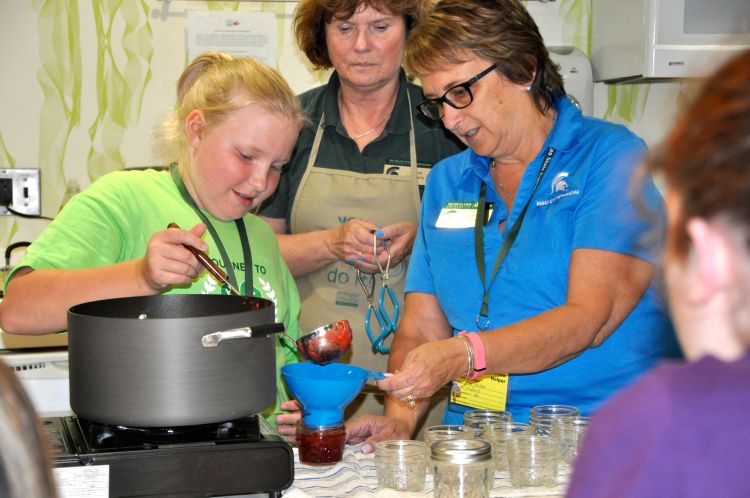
[[86, 0, 153, 180], [559, 0, 590, 56], [35, 0, 82, 216]]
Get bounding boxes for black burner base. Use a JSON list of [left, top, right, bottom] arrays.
[[75, 415, 262, 451], [45, 416, 294, 498]]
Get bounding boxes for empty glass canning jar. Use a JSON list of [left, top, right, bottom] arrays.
[[480, 421, 532, 473], [424, 424, 473, 446], [462, 409, 512, 438], [529, 404, 580, 436], [375, 440, 428, 492], [431, 439, 494, 498], [552, 415, 591, 468], [424, 424, 473, 475], [507, 433, 558, 487]]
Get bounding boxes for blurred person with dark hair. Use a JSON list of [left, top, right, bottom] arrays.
[[567, 49, 750, 498], [0, 359, 57, 498], [347, 0, 680, 452]]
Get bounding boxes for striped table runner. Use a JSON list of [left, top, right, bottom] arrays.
[[283, 445, 569, 498]]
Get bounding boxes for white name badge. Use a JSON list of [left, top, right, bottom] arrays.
[[436, 202, 493, 228]]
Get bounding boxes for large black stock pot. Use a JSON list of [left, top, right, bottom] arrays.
[[67, 294, 283, 427]]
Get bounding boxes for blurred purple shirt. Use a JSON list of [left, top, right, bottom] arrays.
[[567, 352, 750, 498]]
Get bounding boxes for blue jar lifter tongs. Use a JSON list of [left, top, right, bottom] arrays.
[[356, 234, 400, 353]]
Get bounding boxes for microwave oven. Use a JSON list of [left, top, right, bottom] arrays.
[[591, 0, 750, 82]]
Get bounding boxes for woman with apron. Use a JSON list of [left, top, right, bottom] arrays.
[[261, 0, 463, 437]]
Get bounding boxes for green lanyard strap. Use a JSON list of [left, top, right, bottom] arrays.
[[170, 164, 253, 295], [473, 148, 555, 330]]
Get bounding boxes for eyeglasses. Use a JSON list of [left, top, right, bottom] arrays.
[[417, 64, 497, 121]]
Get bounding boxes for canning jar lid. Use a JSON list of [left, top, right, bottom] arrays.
[[430, 439, 492, 464]]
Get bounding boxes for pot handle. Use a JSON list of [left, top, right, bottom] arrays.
[[202, 323, 285, 348]]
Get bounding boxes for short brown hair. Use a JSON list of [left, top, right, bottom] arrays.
[[649, 49, 750, 258], [294, 0, 429, 69], [404, 0, 564, 113]]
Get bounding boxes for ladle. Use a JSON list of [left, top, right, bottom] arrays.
[[168, 222, 353, 364], [167, 222, 242, 296], [297, 320, 354, 365]]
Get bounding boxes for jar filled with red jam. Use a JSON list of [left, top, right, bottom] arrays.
[[296, 421, 346, 466]]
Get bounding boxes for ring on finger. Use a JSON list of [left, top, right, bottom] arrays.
[[406, 394, 416, 408]]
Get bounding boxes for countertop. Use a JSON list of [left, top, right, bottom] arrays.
[[284, 445, 568, 498], [0, 330, 68, 349]]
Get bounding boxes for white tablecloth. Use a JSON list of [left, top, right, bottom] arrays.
[[283, 445, 569, 498]]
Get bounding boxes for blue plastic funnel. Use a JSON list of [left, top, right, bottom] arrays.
[[281, 362, 384, 426]]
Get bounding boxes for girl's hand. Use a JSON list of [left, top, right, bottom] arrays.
[[138, 223, 208, 292], [276, 399, 302, 442]]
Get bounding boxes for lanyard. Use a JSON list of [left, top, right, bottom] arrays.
[[170, 164, 253, 295], [473, 148, 555, 330]]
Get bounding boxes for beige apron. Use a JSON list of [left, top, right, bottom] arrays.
[[290, 92, 450, 433], [290, 104, 419, 368]]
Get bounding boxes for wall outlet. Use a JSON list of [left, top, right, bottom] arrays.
[[0, 169, 41, 216]]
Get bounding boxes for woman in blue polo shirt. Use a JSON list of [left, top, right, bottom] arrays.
[[347, 0, 680, 452]]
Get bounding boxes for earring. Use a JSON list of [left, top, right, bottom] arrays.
[[525, 84, 532, 92]]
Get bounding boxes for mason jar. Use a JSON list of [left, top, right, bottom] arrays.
[[552, 415, 591, 468], [424, 424, 473, 476], [529, 404, 580, 436], [507, 433, 558, 487], [375, 440, 428, 492], [424, 424, 473, 446], [296, 421, 346, 466], [480, 421, 532, 473], [431, 439, 494, 498], [462, 409, 512, 438]]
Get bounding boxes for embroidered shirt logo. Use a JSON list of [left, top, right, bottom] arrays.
[[550, 172, 570, 194], [536, 171, 580, 207]]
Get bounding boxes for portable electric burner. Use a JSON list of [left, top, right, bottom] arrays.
[[44, 415, 294, 498]]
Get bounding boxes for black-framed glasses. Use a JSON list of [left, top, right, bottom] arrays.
[[417, 64, 497, 121]]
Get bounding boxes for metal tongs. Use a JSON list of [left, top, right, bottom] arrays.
[[357, 232, 400, 353], [374, 235, 399, 332]]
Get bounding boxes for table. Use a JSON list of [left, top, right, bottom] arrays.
[[283, 445, 569, 498]]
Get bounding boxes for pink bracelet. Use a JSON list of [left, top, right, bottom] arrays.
[[459, 331, 486, 380]]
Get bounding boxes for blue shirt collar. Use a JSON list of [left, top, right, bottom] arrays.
[[463, 94, 582, 182]]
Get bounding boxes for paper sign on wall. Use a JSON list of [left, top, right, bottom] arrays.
[[187, 11, 277, 67]]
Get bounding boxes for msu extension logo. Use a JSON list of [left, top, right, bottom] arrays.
[[550, 172, 569, 193]]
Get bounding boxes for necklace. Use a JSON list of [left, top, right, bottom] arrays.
[[338, 87, 394, 141], [490, 160, 509, 196], [491, 110, 557, 197], [349, 115, 389, 140]]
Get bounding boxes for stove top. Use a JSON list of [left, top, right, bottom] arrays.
[[73, 415, 262, 451], [45, 415, 293, 498]]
